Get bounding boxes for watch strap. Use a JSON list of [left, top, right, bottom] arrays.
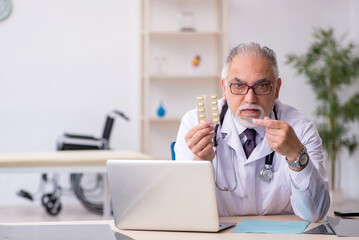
[[286, 146, 308, 168]]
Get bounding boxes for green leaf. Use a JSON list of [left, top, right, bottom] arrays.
[[342, 94, 359, 121], [286, 27, 359, 165]]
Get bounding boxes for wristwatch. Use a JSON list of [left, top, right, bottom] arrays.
[[286, 146, 309, 168]]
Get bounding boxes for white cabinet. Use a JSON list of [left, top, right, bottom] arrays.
[[140, 0, 227, 159]]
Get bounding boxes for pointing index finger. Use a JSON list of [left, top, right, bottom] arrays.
[[254, 117, 281, 128]]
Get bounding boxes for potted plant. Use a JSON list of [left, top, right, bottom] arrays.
[[286, 28, 359, 190]]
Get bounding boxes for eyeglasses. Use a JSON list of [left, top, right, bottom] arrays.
[[227, 81, 275, 95]]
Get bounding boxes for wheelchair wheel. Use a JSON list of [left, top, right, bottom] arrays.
[[41, 193, 62, 216]]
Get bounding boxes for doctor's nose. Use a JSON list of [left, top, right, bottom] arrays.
[[244, 88, 257, 104]]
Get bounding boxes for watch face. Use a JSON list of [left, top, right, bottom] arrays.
[[299, 153, 309, 166]]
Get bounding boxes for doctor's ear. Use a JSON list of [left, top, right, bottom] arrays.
[[221, 79, 227, 98], [275, 78, 282, 99]]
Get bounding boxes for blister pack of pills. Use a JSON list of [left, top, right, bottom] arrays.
[[197, 94, 219, 125]]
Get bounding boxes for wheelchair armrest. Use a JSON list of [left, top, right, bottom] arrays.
[[64, 133, 100, 141]]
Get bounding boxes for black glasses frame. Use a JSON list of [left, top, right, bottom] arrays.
[[227, 82, 275, 95]]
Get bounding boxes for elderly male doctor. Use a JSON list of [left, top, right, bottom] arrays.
[[174, 43, 330, 222]]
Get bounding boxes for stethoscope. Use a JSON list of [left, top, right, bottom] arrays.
[[213, 101, 278, 192]]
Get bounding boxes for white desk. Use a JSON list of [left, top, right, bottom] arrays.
[[0, 150, 152, 219], [1, 215, 354, 240], [113, 215, 339, 240], [0, 149, 152, 169]]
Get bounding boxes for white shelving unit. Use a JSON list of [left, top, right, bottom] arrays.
[[140, 0, 227, 159]]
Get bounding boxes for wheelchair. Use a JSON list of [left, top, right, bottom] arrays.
[[17, 110, 129, 216]]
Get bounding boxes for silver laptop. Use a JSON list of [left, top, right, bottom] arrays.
[[106, 160, 236, 232]]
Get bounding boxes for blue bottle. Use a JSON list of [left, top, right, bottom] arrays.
[[157, 101, 166, 118]]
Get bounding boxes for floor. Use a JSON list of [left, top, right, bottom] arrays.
[[0, 203, 106, 223], [0, 191, 357, 223]]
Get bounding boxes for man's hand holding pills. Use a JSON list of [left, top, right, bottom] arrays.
[[185, 121, 216, 162]]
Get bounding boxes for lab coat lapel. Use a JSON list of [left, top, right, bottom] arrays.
[[245, 138, 273, 165]]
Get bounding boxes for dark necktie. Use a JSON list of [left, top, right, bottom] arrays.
[[244, 129, 256, 158]]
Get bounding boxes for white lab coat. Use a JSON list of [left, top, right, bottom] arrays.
[[175, 98, 330, 222]]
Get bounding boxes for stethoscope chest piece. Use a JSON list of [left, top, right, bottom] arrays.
[[260, 164, 273, 182], [213, 101, 278, 190]]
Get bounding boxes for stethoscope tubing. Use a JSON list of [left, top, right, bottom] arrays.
[[213, 101, 278, 191]]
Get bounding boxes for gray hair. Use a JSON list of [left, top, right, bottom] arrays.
[[221, 42, 279, 80]]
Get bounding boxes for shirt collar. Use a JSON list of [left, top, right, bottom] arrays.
[[232, 114, 266, 138], [228, 108, 278, 139]]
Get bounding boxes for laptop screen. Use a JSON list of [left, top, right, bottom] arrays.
[[107, 160, 222, 232]]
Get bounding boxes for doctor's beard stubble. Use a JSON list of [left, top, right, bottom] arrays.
[[235, 104, 265, 128]]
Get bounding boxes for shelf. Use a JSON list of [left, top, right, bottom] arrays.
[[144, 74, 220, 80], [150, 118, 181, 123], [143, 117, 182, 123], [140, 0, 227, 158], [143, 31, 222, 37]]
